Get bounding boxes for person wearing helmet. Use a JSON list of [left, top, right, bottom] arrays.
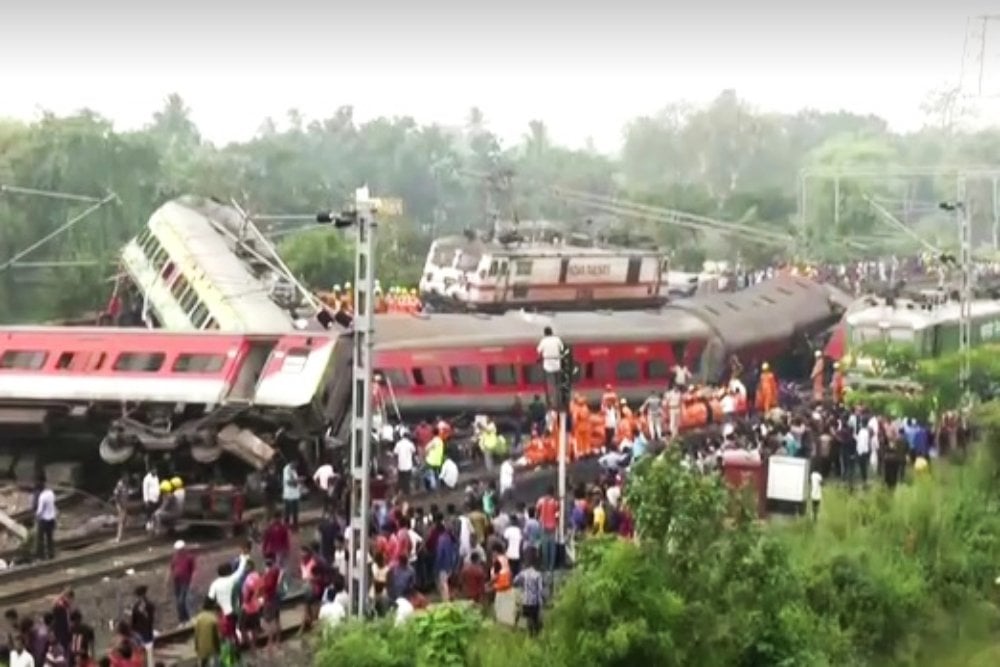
[[154, 481, 181, 535], [171, 477, 186, 510]]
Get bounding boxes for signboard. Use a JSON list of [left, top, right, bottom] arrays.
[[568, 263, 611, 278], [766, 455, 809, 503]]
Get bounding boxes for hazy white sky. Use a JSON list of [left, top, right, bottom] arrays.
[[2, 0, 999, 152]]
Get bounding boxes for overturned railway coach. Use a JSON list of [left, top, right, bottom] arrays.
[[0, 328, 338, 466]]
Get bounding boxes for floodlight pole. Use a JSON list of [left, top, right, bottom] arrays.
[[346, 187, 377, 619]]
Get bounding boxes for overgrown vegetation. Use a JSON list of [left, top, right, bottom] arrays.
[[3, 91, 1000, 322], [316, 402, 1000, 666]]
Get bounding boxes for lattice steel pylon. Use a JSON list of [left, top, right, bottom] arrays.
[[347, 187, 377, 619]]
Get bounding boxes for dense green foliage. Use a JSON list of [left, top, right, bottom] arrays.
[[313, 423, 1000, 666], [2, 91, 1000, 322]]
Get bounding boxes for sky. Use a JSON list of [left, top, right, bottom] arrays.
[[1, 0, 999, 152]]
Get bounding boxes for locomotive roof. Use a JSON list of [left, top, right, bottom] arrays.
[[432, 236, 660, 259], [668, 276, 847, 349], [373, 308, 709, 350], [846, 299, 1000, 330]]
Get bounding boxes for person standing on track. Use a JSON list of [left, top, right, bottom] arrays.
[[167, 541, 196, 625], [34, 478, 57, 561], [281, 460, 301, 530], [141, 467, 160, 533], [112, 473, 130, 543]]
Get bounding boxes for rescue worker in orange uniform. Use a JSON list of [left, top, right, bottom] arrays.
[[374, 286, 388, 313], [524, 427, 550, 466], [831, 362, 846, 404], [810, 350, 825, 402], [755, 362, 779, 413], [570, 394, 592, 459], [616, 399, 635, 448]]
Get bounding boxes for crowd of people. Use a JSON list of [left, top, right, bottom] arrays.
[[316, 282, 424, 316]]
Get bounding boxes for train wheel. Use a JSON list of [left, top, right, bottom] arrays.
[[99, 435, 135, 465]]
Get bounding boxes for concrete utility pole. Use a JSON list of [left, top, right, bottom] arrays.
[[317, 187, 379, 619], [941, 182, 972, 409]]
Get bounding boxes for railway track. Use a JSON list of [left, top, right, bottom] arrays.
[[155, 590, 310, 666]]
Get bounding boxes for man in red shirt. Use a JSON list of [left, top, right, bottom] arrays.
[[260, 556, 284, 657], [536, 486, 560, 572], [167, 540, 196, 625], [459, 551, 488, 605], [261, 512, 291, 571]]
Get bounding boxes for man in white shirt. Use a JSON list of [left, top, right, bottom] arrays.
[[8, 634, 34, 667], [318, 587, 347, 628], [394, 596, 415, 625], [503, 515, 524, 575], [141, 468, 160, 531], [207, 553, 249, 621], [393, 433, 416, 494], [313, 461, 337, 511], [536, 326, 565, 406], [855, 427, 871, 485], [810, 470, 823, 521], [438, 458, 459, 489], [499, 458, 515, 500], [34, 480, 57, 561]]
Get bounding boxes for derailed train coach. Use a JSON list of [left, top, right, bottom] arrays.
[[371, 275, 850, 415], [0, 276, 847, 466]]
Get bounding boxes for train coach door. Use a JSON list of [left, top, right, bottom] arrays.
[[227, 339, 279, 401], [496, 259, 510, 303]]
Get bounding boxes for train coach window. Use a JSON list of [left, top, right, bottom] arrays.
[[521, 364, 545, 386], [413, 366, 445, 387], [379, 368, 410, 389], [515, 260, 533, 276], [584, 361, 611, 382], [113, 352, 165, 372], [615, 360, 640, 382], [170, 274, 190, 299], [450, 365, 484, 388], [671, 342, 687, 366], [173, 353, 226, 373], [0, 350, 48, 370], [644, 359, 670, 380], [487, 364, 518, 386]]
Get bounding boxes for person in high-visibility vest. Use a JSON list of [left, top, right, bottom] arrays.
[[425, 430, 445, 488], [755, 363, 779, 413], [490, 543, 515, 626]]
